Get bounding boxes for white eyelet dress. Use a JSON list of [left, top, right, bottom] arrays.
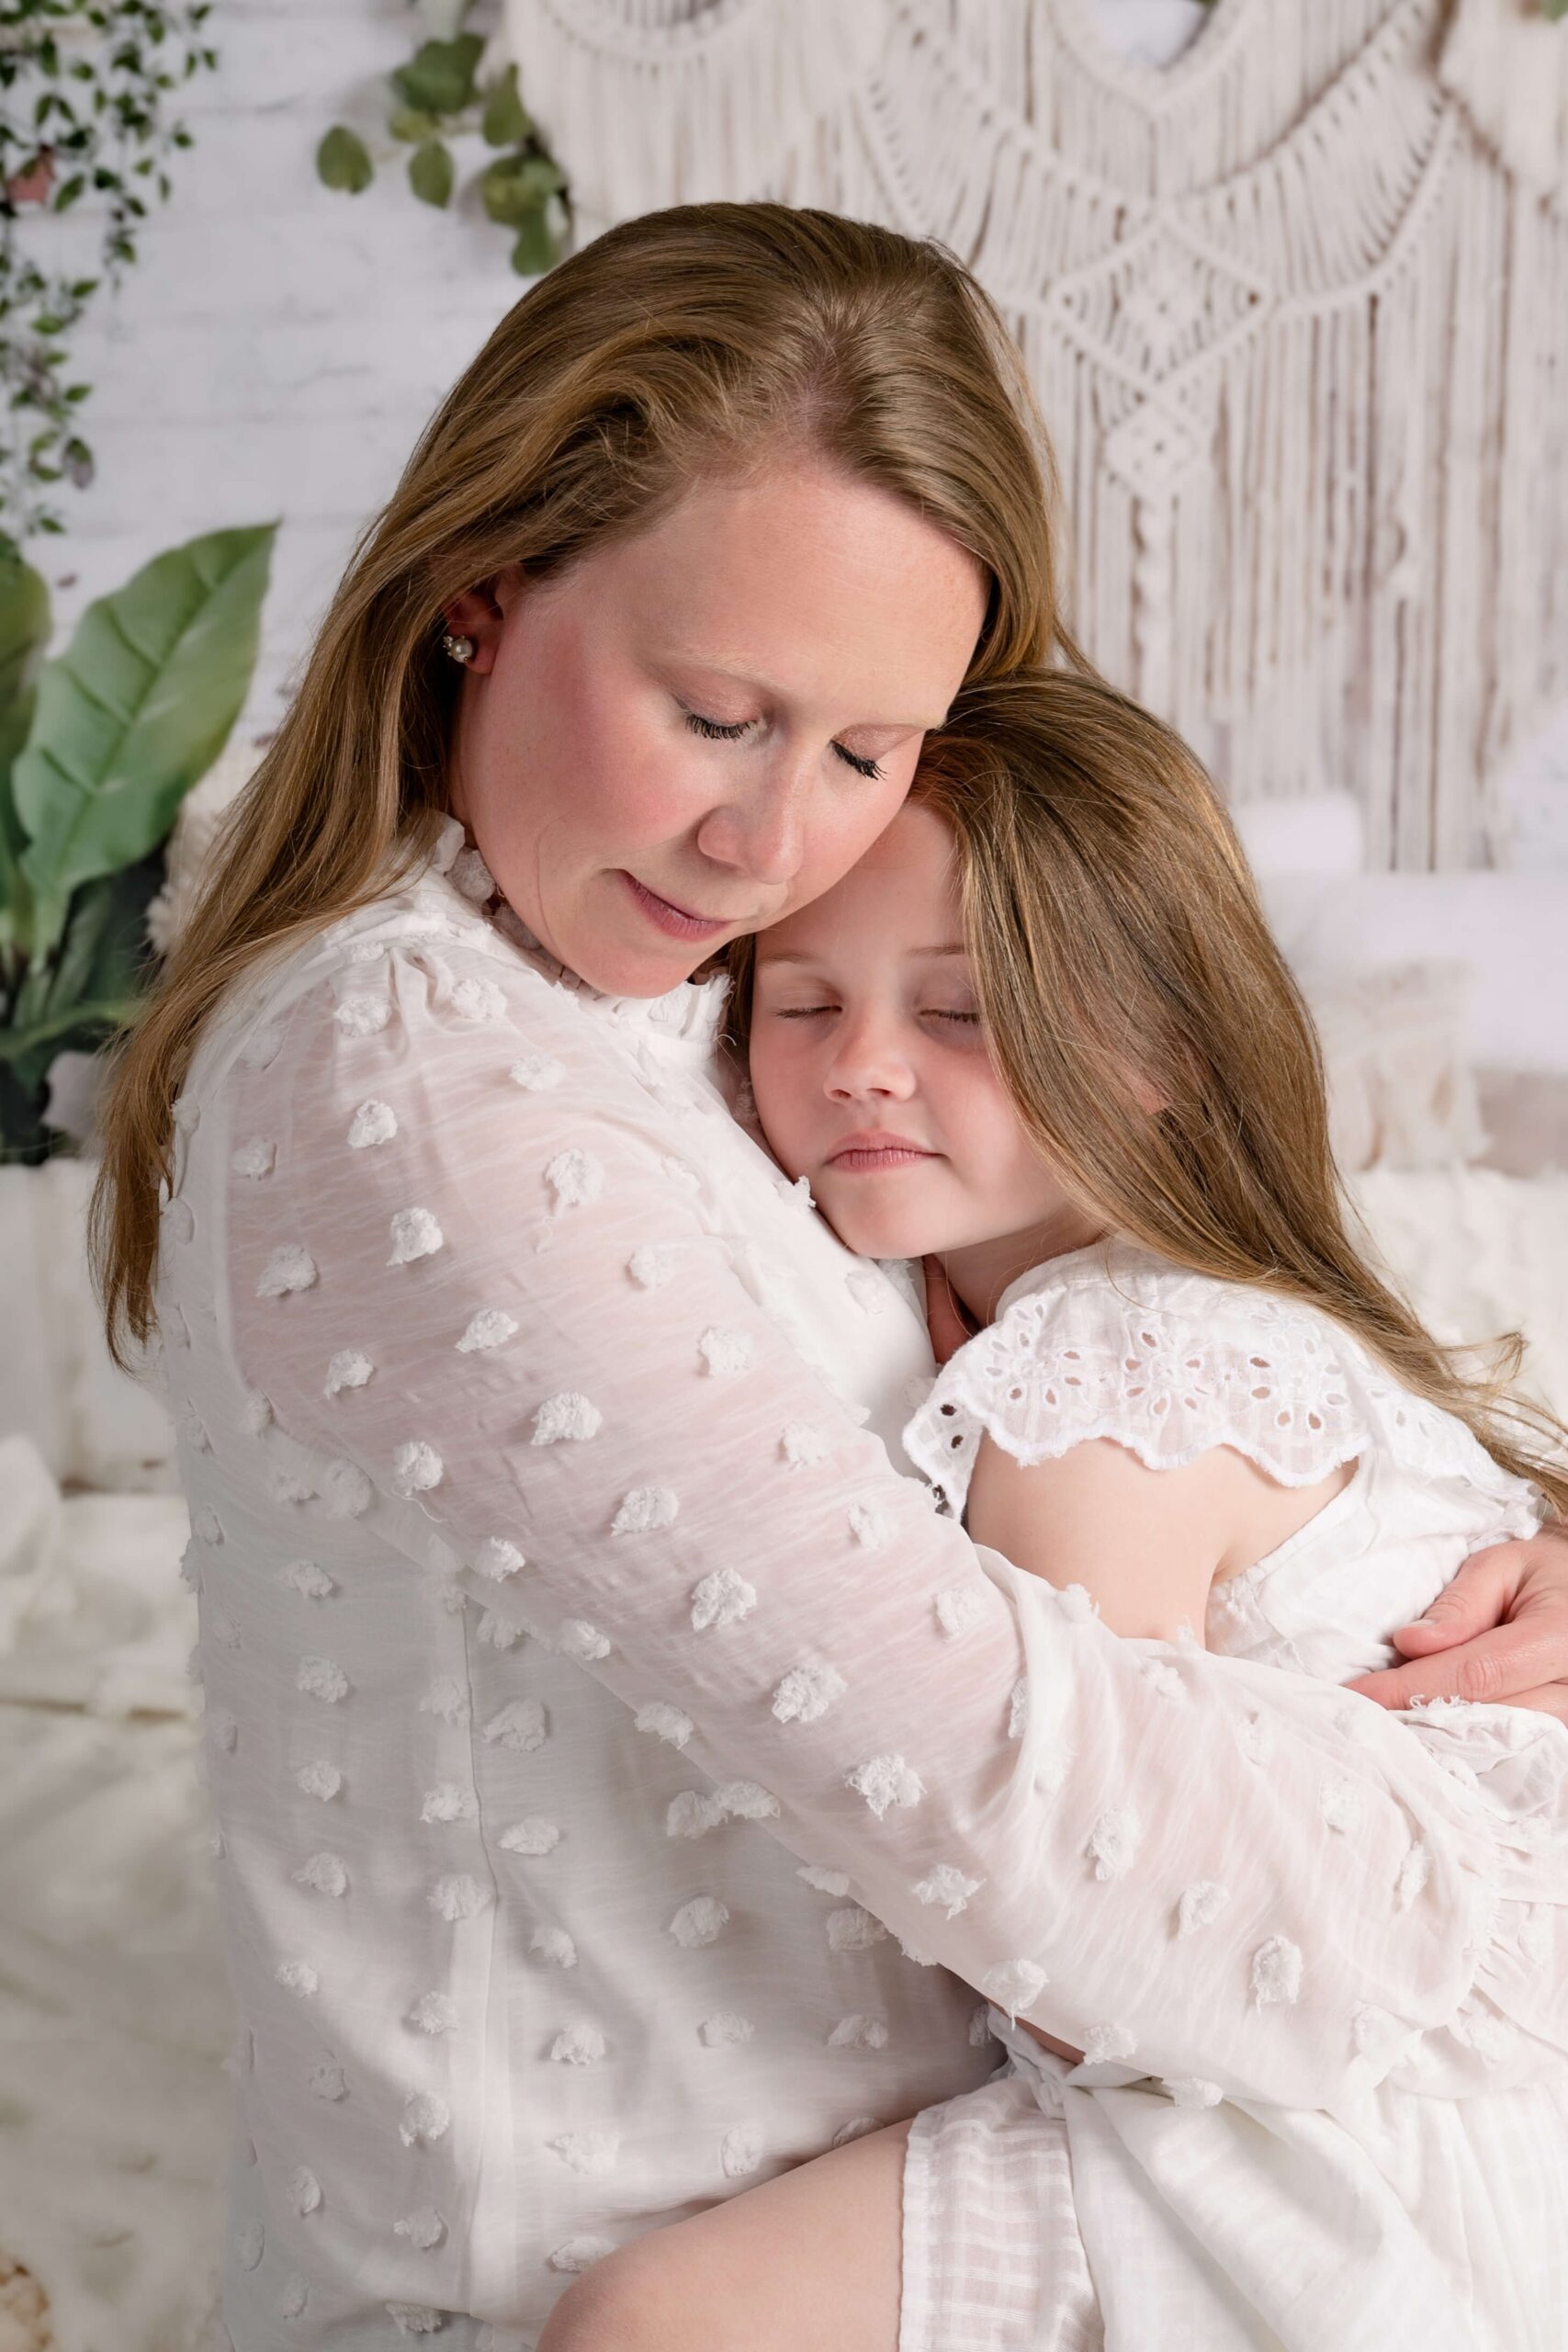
[[897, 1239, 1568, 2352], [154, 821, 1568, 2351]]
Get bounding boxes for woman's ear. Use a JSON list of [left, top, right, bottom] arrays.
[[442, 564, 525, 677]]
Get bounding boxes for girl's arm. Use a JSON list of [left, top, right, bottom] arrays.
[[966, 1431, 1350, 2068], [215, 930, 1525, 2111], [964, 1434, 1353, 1641]]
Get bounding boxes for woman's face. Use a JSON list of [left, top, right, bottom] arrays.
[[443, 459, 988, 997], [747, 800, 1095, 1296]]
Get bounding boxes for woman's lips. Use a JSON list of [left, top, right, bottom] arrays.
[[621, 872, 733, 944], [826, 1134, 937, 1173]]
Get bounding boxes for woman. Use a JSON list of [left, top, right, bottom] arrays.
[[95, 205, 1568, 2351]]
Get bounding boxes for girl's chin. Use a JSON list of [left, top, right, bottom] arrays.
[[817, 1200, 939, 1264]]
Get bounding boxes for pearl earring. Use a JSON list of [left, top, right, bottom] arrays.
[[442, 631, 476, 664]]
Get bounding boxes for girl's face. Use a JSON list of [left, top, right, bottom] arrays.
[[748, 801, 1098, 1295], [442, 459, 987, 999]]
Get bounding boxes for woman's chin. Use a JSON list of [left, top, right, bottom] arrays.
[[564, 932, 708, 1000]]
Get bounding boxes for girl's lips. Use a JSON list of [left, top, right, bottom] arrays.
[[826, 1137, 937, 1173], [621, 872, 732, 943]]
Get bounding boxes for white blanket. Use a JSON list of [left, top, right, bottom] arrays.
[[0, 1439, 229, 2352]]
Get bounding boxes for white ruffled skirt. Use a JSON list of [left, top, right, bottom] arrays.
[[900, 1703, 1568, 2352]]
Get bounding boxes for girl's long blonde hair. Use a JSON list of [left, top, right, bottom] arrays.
[[94, 201, 1077, 1367], [908, 673, 1566, 1518]]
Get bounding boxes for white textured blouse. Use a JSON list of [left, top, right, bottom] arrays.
[[158, 821, 1567, 2350]]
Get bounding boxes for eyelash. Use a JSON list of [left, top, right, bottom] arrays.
[[776, 1006, 979, 1026], [682, 710, 884, 782]]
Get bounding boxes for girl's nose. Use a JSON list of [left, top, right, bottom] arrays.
[[826, 1017, 917, 1103]]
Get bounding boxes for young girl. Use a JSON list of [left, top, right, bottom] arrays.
[[547, 673, 1568, 2350]]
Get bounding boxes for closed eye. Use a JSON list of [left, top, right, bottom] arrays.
[[682, 709, 884, 781], [833, 743, 885, 781], [684, 710, 753, 742]]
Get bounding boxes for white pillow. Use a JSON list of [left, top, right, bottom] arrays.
[[1305, 960, 1487, 1172], [1348, 1165, 1568, 1435], [0, 1160, 175, 1494], [1233, 792, 1366, 878]]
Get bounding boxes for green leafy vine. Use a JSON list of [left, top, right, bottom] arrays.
[[0, 2, 218, 542], [317, 3, 570, 277]]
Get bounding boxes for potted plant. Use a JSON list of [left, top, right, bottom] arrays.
[[0, 520, 274, 1482]]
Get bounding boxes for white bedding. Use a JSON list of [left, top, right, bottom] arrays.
[[0, 1441, 229, 2352], [1347, 1168, 1568, 1427], [0, 1168, 1563, 2352]]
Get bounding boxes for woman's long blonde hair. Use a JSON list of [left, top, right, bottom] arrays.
[[94, 201, 1077, 1367], [910, 673, 1566, 1517]]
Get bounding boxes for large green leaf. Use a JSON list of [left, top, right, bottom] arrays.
[[0, 1054, 58, 1164], [12, 846, 163, 1035], [0, 540, 51, 778], [0, 994, 144, 1073], [0, 540, 51, 958], [0, 991, 146, 1162], [14, 523, 275, 960], [0, 854, 162, 1159]]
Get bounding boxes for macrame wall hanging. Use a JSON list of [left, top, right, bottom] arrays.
[[501, 0, 1568, 870]]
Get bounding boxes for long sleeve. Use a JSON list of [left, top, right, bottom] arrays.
[[207, 908, 1540, 2114]]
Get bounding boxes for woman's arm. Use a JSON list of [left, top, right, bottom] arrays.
[[218, 936, 1511, 2110]]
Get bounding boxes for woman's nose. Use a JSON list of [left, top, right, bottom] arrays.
[[694, 760, 811, 886]]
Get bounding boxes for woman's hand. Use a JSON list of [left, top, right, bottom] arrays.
[[1348, 1527, 1568, 1723]]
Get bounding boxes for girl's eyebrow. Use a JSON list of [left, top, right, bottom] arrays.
[[757, 943, 967, 967]]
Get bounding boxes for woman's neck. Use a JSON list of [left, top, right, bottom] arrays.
[[941, 1207, 1111, 1329]]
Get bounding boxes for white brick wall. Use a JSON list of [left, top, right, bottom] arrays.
[[34, 0, 1568, 862], [51, 0, 529, 737]]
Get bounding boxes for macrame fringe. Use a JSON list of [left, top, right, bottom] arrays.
[[502, 0, 1568, 869], [1439, 0, 1568, 203], [502, 0, 886, 224]]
